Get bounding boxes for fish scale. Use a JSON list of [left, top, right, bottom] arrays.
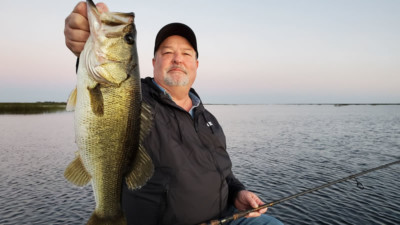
[[64, 1, 153, 224]]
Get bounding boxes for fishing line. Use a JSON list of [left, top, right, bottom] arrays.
[[199, 159, 400, 225]]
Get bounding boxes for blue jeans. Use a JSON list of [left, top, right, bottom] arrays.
[[225, 207, 283, 225], [227, 214, 283, 225]]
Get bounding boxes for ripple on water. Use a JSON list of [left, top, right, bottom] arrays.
[[2, 106, 400, 224]]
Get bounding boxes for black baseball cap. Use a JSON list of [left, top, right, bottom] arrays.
[[154, 23, 198, 58]]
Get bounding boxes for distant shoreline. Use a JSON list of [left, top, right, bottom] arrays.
[[1, 102, 399, 114], [0, 102, 67, 114]]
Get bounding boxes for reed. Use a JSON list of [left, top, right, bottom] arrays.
[[0, 102, 67, 114]]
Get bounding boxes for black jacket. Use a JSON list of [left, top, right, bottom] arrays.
[[122, 77, 245, 225]]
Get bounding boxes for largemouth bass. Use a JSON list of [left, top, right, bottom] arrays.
[[64, 1, 153, 224]]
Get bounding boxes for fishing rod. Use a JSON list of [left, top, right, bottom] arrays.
[[199, 159, 400, 225]]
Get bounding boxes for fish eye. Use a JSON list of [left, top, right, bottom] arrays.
[[124, 33, 135, 45]]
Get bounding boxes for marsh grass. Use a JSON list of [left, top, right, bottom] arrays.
[[0, 102, 67, 114]]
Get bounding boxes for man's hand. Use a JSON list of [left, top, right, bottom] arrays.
[[64, 1, 109, 57], [234, 190, 268, 218]]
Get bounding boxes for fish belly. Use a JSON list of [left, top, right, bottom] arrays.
[[75, 75, 141, 218]]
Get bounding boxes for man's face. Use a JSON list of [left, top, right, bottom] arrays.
[[153, 35, 198, 90]]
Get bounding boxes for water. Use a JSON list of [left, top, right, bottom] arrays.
[[0, 105, 399, 225]]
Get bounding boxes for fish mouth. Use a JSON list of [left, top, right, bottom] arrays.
[[87, 0, 134, 26], [85, 0, 136, 86], [101, 12, 135, 26], [87, 0, 97, 10], [87, 0, 100, 19]]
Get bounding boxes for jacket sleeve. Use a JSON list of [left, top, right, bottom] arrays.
[[226, 173, 246, 205]]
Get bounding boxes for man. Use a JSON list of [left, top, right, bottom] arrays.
[[64, 2, 283, 225]]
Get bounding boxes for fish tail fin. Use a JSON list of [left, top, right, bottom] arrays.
[[64, 154, 91, 186], [125, 102, 154, 189], [66, 87, 77, 111], [86, 212, 127, 225]]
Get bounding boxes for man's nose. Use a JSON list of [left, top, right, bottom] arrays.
[[172, 53, 183, 64]]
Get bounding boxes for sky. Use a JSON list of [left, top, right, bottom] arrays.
[[0, 0, 399, 104]]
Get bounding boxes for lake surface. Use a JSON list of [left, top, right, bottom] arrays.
[[0, 105, 399, 225]]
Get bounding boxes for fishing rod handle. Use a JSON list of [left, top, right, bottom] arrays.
[[198, 220, 222, 225]]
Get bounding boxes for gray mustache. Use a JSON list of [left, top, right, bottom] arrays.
[[168, 66, 187, 74]]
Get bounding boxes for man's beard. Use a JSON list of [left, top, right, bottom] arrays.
[[164, 66, 189, 86], [164, 75, 189, 86]]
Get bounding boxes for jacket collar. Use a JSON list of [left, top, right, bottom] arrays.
[[142, 77, 204, 114]]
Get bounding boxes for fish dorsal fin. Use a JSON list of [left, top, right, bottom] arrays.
[[139, 102, 153, 143], [66, 87, 77, 111], [125, 102, 154, 189], [64, 153, 91, 186]]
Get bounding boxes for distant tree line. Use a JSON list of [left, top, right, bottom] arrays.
[[0, 102, 67, 114]]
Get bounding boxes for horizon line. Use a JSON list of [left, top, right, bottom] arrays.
[[1, 102, 399, 106]]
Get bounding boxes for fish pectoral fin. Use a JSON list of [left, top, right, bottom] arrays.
[[125, 102, 154, 189], [64, 155, 91, 186], [88, 84, 104, 116], [66, 87, 77, 111]]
